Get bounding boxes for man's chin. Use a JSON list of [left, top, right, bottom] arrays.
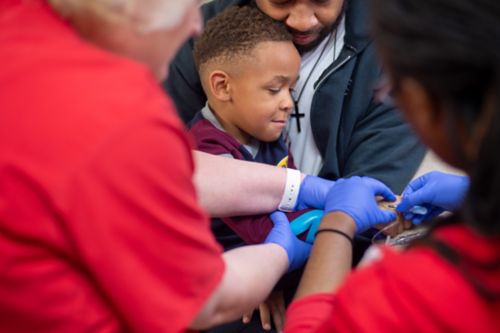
[[294, 40, 322, 54], [293, 29, 331, 54]]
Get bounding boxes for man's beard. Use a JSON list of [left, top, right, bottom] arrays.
[[293, 26, 333, 54], [291, 6, 345, 54]]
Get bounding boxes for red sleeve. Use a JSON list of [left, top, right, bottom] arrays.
[[61, 98, 224, 333], [285, 293, 337, 332], [285, 247, 493, 333], [285, 252, 415, 333]]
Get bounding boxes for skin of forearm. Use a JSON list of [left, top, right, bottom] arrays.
[[190, 243, 289, 329], [294, 212, 356, 300], [193, 151, 287, 217]]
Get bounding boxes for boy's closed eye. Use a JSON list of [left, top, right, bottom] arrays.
[[267, 87, 282, 95], [265, 75, 299, 95]]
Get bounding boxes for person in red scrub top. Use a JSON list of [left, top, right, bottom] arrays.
[[281, 0, 500, 332], [0, 0, 317, 332]]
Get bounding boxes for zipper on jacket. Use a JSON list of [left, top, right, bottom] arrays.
[[313, 44, 357, 90]]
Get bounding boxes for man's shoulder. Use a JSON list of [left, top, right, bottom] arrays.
[[344, 0, 372, 52]]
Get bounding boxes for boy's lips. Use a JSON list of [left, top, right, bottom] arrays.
[[272, 119, 288, 128]]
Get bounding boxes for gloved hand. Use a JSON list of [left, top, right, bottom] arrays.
[[324, 176, 397, 233], [295, 175, 335, 210], [266, 211, 312, 272], [397, 171, 469, 224]]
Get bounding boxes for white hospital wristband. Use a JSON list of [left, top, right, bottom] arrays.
[[278, 168, 302, 212]]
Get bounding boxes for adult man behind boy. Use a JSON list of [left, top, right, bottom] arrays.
[[165, 0, 426, 193]]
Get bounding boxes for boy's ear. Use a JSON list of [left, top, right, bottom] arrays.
[[208, 70, 232, 102]]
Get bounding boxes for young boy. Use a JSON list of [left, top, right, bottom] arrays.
[[189, 5, 303, 250]]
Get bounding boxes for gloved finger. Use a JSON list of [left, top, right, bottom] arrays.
[[258, 302, 272, 331], [401, 185, 414, 199], [335, 177, 347, 184], [405, 174, 428, 195], [404, 212, 414, 221], [270, 211, 290, 226], [396, 197, 412, 212], [378, 210, 398, 225], [397, 189, 429, 212], [289, 240, 312, 271], [364, 178, 396, 201], [412, 215, 425, 225], [426, 207, 443, 220]]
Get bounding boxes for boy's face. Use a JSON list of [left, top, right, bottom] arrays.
[[255, 0, 345, 53], [226, 41, 300, 143]]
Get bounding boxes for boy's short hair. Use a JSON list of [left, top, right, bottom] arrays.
[[193, 6, 292, 72]]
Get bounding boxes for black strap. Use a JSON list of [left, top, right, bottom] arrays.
[[315, 228, 354, 247]]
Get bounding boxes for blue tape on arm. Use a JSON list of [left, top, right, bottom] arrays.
[[305, 211, 324, 243], [290, 209, 324, 237]]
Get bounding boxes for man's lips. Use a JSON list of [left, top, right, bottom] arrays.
[[292, 33, 318, 45]]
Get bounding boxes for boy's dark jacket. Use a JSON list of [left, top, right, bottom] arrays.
[[164, 0, 426, 193]]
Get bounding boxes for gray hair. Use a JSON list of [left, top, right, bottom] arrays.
[[48, 0, 195, 32]]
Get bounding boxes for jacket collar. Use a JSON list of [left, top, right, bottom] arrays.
[[344, 0, 371, 53]]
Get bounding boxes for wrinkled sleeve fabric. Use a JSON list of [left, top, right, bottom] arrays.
[[61, 97, 224, 333]]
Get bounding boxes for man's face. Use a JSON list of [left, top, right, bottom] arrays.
[[255, 0, 345, 53]]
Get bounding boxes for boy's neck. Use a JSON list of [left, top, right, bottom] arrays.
[[205, 101, 252, 145]]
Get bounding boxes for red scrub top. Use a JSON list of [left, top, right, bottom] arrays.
[[0, 1, 224, 332], [285, 224, 500, 332]]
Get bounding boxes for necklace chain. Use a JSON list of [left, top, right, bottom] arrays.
[[291, 29, 338, 133]]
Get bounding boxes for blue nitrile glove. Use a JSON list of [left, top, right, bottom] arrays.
[[266, 211, 312, 272], [295, 175, 335, 210], [324, 176, 397, 233], [397, 171, 469, 224]]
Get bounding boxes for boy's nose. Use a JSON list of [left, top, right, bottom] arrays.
[[280, 94, 295, 112]]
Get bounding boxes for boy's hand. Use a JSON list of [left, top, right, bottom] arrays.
[[242, 290, 285, 332]]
